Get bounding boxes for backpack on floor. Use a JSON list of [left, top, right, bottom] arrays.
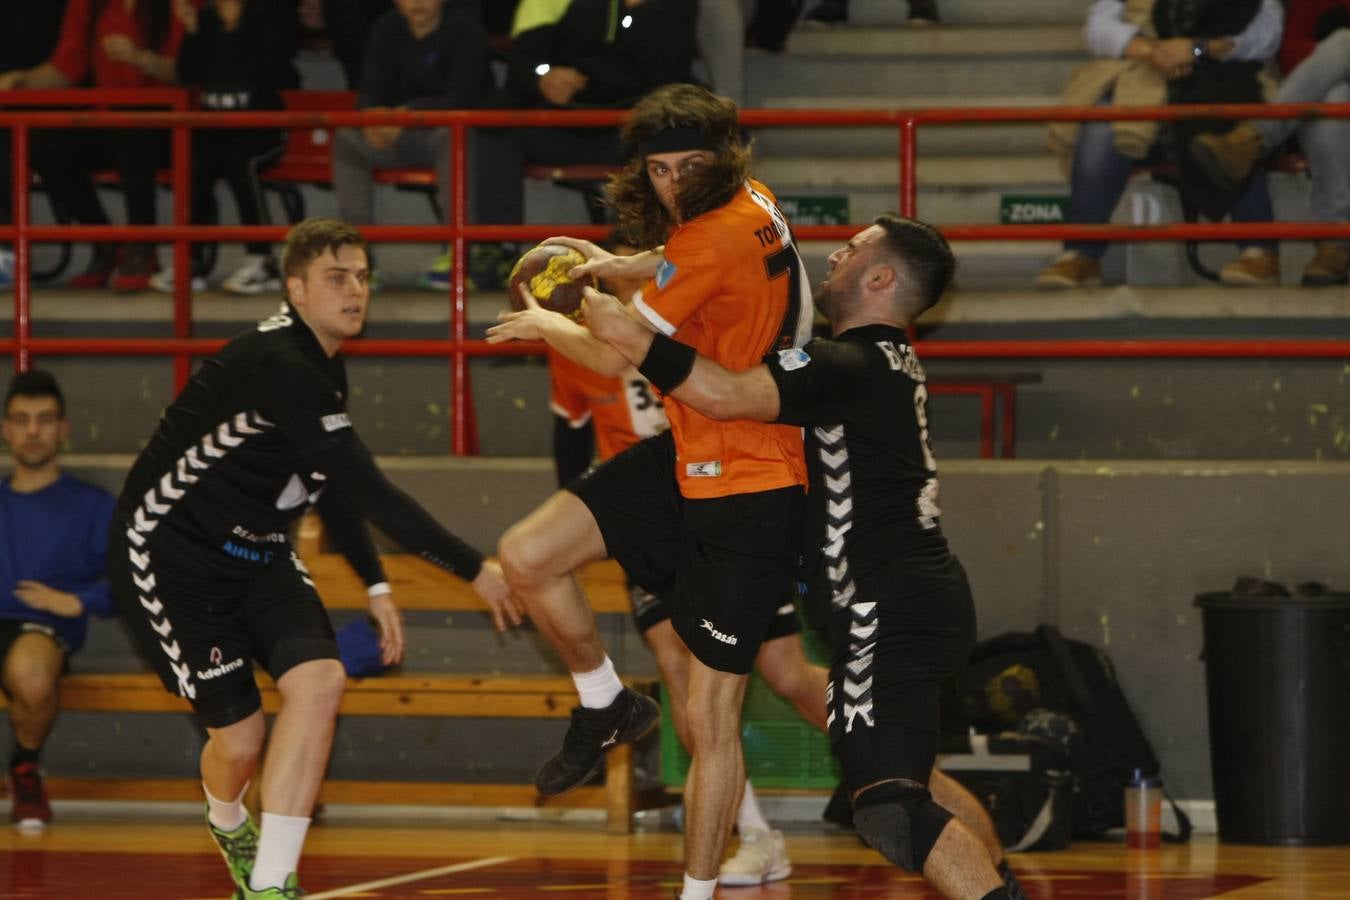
[[958, 625, 1191, 842]]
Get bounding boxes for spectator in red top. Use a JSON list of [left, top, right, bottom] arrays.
[[0, 0, 187, 292]]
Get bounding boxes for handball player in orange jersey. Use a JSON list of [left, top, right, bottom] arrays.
[[487, 84, 815, 899], [548, 233, 824, 886]]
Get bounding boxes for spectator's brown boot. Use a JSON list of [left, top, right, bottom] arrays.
[[1300, 243, 1350, 287], [1034, 251, 1101, 289], [1219, 247, 1279, 286], [1190, 124, 1266, 192]]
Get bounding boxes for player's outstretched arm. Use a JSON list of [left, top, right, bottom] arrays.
[[583, 287, 781, 423], [540, 236, 664, 282], [486, 283, 636, 377], [307, 443, 525, 631]]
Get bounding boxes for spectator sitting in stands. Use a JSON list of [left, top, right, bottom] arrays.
[[0, 370, 116, 829], [805, 0, 938, 27], [0, 0, 187, 293], [0, 0, 69, 290], [469, 0, 698, 289], [151, 0, 300, 296], [1189, 9, 1350, 287], [1037, 0, 1285, 290], [332, 0, 492, 290], [320, 0, 393, 89]]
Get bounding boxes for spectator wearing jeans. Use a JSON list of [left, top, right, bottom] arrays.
[[469, 0, 698, 288], [1037, 0, 1284, 289], [1190, 12, 1350, 286], [332, 0, 492, 289]]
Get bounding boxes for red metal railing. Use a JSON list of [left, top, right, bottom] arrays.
[[2, 95, 1349, 453]]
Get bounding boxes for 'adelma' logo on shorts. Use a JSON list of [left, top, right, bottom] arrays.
[[700, 618, 738, 646], [685, 460, 722, 478], [197, 652, 245, 681]]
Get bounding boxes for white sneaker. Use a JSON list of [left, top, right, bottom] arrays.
[[718, 827, 792, 886], [149, 264, 207, 294], [222, 254, 282, 296]]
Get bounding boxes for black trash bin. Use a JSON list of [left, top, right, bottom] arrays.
[[1195, 591, 1350, 845]]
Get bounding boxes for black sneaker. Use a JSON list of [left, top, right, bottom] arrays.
[[1001, 861, 1029, 900], [534, 687, 659, 797]]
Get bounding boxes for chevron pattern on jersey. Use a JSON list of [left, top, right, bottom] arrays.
[[126, 410, 275, 700], [816, 423, 875, 734]]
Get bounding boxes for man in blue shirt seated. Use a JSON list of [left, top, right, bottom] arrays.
[[0, 370, 116, 829]]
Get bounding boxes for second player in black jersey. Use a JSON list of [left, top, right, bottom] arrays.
[[108, 218, 512, 899], [586, 215, 1023, 900]]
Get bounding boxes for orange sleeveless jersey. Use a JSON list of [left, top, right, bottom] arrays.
[[548, 348, 668, 461], [633, 179, 815, 499]]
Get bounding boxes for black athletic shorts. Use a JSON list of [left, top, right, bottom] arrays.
[[628, 581, 801, 644], [0, 621, 69, 694], [569, 431, 804, 674], [107, 516, 339, 729], [824, 557, 976, 792]]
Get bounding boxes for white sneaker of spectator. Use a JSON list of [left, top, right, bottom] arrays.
[[0, 248, 13, 289], [223, 254, 283, 296], [717, 827, 792, 886], [149, 263, 207, 294]]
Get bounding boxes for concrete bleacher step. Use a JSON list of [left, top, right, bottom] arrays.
[[844, 0, 1087, 26], [757, 153, 1063, 190], [785, 23, 1083, 57], [751, 94, 1059, 158], [747, 52, 1079, 102]]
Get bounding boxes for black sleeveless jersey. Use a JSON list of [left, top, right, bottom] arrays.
[[116, 304, 484, 581], [766, 324, 958, 599]]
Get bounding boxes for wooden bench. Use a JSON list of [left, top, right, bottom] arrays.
[[0, 670, 655, 834], [929, 372, 1042, 459], [4, 513, 654, 832]]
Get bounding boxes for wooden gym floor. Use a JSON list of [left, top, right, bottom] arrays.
[[0, 813, 1345, 899]]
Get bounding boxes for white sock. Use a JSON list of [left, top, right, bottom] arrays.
[[572, 656, 623, 709], [735, 780, 771, 834], [681, 873, 718, 899], [203, 781, 248, 832], [249, 812, 311, 890]]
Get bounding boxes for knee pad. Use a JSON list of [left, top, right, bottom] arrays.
[[852, 779, 954, 873]]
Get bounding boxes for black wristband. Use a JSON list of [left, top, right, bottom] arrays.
[[637, 332, 697, 394]]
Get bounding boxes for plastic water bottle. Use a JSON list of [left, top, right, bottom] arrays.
[[1125, 768, 1163, 849]]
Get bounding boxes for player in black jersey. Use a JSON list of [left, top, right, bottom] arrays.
[[108, 218, 512, 900], [585, 215, 1021, 900]]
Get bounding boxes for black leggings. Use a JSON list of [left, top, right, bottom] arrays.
[[31, 127, 168, 229], [190, 128, 286, 258]]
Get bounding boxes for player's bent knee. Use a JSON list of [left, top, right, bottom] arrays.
[[852, 780, 954, 873]]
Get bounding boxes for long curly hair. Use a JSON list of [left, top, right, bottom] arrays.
[[606, 84, 750, 249]]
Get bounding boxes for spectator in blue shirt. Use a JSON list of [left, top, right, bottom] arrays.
[[0, 370, 116, 829]]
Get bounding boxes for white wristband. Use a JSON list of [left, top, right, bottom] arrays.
[[367, 582, 391, 599]]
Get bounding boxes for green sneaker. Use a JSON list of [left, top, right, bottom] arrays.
[[242, 872, 304, 898], [207, 808, 259, 895]]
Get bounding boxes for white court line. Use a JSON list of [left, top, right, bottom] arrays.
[[304, 855, 514, 899]]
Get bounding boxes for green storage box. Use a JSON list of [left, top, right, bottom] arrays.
[[659, 610, 842, 788]]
